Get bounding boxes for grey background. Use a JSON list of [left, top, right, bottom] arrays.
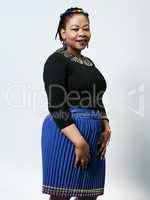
[[0, 0, 149, 199]]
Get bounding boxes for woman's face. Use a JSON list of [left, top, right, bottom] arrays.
[[61, 14, 91, 53]]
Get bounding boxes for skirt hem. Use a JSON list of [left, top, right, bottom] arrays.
[[42, 185, 104, 198]]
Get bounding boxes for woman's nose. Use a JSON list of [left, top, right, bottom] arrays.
[[78, 29, 86, 36]]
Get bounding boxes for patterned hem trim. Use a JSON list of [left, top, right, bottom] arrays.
[[42, 185, 104, 197]]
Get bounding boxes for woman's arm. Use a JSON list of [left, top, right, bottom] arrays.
[[43, 53, 87, 147], [61, 124, 87, 147]]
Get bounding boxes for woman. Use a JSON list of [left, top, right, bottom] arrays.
[[41, 7, 111, 200]]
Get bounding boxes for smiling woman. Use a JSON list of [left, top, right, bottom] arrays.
[[55, 8, 91, 57], [41, 7, 111, 200]]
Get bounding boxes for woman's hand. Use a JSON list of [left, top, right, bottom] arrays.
[[74, 141, 91, 169], [97, 120, 111, 159]]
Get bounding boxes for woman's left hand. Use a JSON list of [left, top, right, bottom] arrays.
[[97, 120, 111, 159]]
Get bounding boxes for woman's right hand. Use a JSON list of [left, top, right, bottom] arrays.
[[74, 141, 91, 169]]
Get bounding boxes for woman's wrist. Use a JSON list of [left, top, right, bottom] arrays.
[[101, 119, 110, 130]]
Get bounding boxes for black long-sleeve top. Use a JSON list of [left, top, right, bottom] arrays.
[[43, 48, 109, 130]]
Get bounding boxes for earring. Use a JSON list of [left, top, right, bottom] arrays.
[[86, 42, 89, 48]]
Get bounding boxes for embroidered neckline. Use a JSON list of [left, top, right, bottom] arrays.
[[55, 47, 94, 67]]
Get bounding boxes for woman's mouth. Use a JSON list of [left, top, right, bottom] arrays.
[[76, 39, 88, 44]]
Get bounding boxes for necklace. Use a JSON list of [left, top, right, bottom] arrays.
[[55, 47, 93, 66], [64, 50, 84, 64]]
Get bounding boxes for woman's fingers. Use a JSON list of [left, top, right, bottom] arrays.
[[106, 136, 110, 146], [99, 134, 105, 145], [99, 131, 111, 146], [97, 133, 109, 159], [100, 146, 106, 159], [75, 154, 91, 169], [97, 143, 106, 159], [74, 156, 80, 167], [99, 143, 105, 153], [81, 152, 91, 169], [80, 159, 88, 169]]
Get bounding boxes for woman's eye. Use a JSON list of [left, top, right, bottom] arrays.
[[84, 28, 90, 31], [71, 28, 90, 31]]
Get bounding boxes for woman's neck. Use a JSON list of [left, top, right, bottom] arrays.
[[66, 46, 82, 58]]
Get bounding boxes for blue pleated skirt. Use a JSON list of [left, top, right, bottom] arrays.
[[41, 108, 106, 199]]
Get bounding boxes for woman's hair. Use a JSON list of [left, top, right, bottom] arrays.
[[55, 7, 89, 42]]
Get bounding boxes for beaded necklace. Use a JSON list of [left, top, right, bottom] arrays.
[[55, 47, 93, 66]]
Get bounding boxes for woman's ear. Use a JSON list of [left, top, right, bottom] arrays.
[[60, 28, 66, 41]]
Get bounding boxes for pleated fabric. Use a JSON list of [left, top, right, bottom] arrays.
[[41, 108, 106, 199]]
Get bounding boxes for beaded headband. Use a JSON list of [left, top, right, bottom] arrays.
[[60, 8, 88, 18]]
